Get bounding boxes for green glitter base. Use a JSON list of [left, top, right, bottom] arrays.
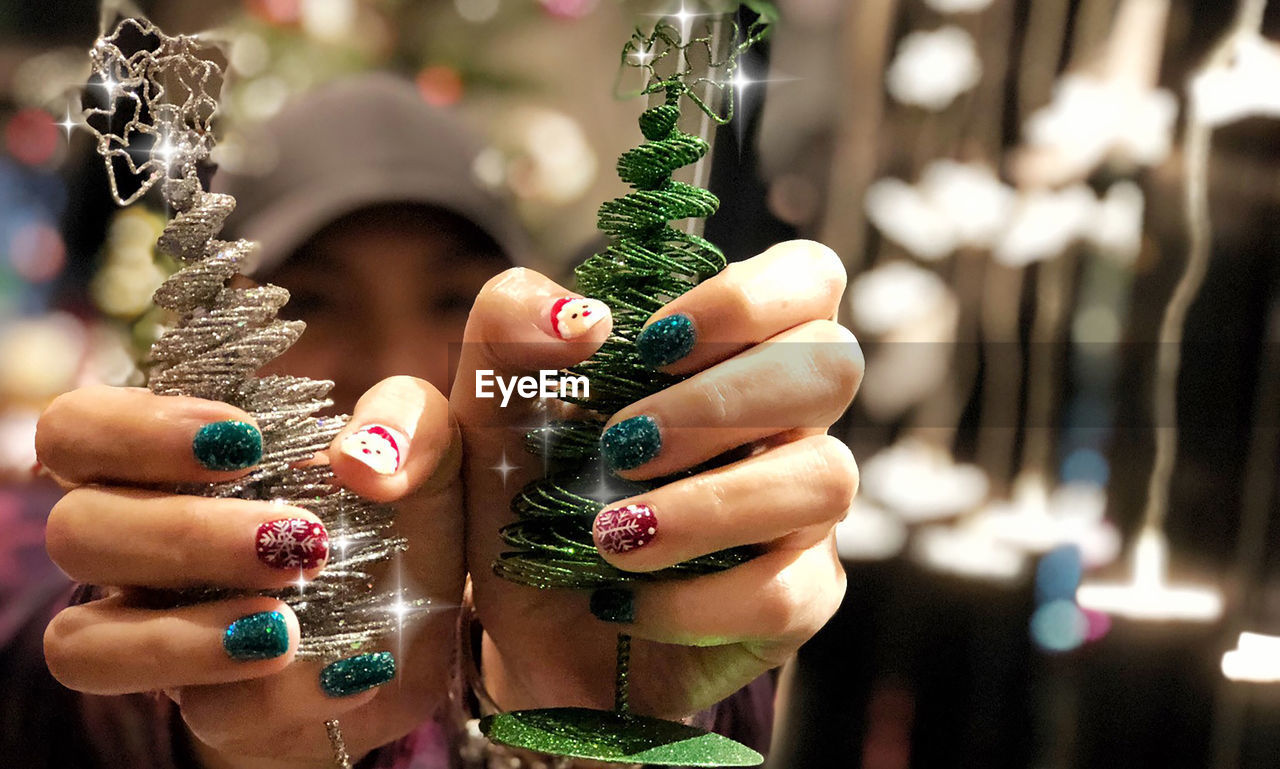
[[479, 708, 763, 767]]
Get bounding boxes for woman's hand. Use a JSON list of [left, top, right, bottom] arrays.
[[36, 379, 465, 769], [451, 240, 861, 718]]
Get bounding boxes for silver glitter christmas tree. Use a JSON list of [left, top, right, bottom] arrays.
[[83, 17, 409, 664]]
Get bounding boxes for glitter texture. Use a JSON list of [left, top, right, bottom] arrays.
[[479, 708, 764, 766], [320, 651, 396, 697], [601, 416, 662, 471], [223, 610, 289, 660], [636, 314, 696, 368], [193, 420, 262, 471]]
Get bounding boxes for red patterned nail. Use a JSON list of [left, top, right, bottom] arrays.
[[256, 518, 329, 569], [594, 503, 658, 555]]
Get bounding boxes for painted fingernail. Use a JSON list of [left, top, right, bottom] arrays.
[[594, 503, 658, 555], [256, 518, 329, 570], [550, 296, 610, 340], [340, 424, 407, 476], [601, 415, 661, 470], [636, 314, 696, 368], [193, 420, 262, 471], [223, 611, 290, 661], [590, 587, 635, 624], [320, 651, 396, 697]]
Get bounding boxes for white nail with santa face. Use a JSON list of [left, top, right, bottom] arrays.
[[340, 424, 409, 476], [549, 296, 610, 340]]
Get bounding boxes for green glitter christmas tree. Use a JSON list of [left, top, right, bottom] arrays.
[[481, 8, 773, 766]]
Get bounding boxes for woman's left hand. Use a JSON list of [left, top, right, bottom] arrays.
[[451, 240, 862, 718]]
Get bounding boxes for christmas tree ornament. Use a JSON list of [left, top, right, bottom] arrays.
[[82, 17, 418, 768], [479, 7, 772, 765]]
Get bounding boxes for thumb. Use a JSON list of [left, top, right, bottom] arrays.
[[451, 267, 612, 427]]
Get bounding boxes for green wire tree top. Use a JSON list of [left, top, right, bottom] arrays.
[[493, 12, 773, 591]]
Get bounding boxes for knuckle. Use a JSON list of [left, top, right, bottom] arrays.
[[755, 572, 807, 639], [808, 321, 864, 400], [809, 436, 860, 514], [34, 389, 85, 472], [44, 492, 84, 573], [43, 609, 86, 688], [788, 240, 847, 295]]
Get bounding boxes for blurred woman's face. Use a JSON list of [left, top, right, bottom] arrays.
[[261, 210, 504, 411]]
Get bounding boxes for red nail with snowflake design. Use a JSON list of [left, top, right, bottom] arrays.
[[593, 502, 658, 556], [340, 424, 407, 476], [256, 518, 329, 570]]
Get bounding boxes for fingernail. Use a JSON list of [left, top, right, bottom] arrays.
[[223, 611, 290, 661], [636, 314, 696, 367], [340, 424, 407, 476], [256, 518, 329, 570], [601, 415, 661, 471], [320, 651, 396, 697], [550, 296, 610, 340], [590, 587, 635, 624], [594, 503, 658, 555], [193, 420, 262, 471]]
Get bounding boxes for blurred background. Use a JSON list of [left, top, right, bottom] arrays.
[[2, 0, 1280, 767]]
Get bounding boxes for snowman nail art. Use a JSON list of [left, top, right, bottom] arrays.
[[549, 296, 610, 340], [340, 424, 407, 476]]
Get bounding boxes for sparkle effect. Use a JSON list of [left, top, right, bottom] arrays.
[[490, 449, 520, 487]]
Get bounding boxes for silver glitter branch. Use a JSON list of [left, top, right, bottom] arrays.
[[84, 17, 410, 662]]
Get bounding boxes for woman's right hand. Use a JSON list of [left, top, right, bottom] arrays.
[[35, 381, 465, 769]]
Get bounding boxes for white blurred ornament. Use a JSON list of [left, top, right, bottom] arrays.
[[0, 313, 85, 404], [836, 499, 909, 562], [862, 438, 989, 523], [886, 27, 982, 111], [1016, 75, 1176, 186], [865, 161, 1011, 261], [994, 185, 1095, 267], [1192, 32, 1280, 126], [496, 107, 596, 205], [0, 409, 39, 475], [913, 523, 1026, 582], [924, 0, 994, 12], [1077, 529, 1222, 622], [1222, 633, 1280, 682], [969, 474, 1121, 568], [849, 261, 959, 421]]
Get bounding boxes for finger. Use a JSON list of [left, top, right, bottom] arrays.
[[36, 386, 263, 486], [595, 540, 846, 655], [46, 487, 330, 589], [43, 594, 298, 695], [600, 320, 863, 479], [451, 268, 612, 427], [592, 435, 857, 571], [330, 376, 461, 503], [634, 241, 846, 374]]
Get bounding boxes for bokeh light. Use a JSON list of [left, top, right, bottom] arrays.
[[8, 222, 65, 283], [1036, 545, 1083, 604], [1031, 599, 1088, 653], [5, 109, 58, 167], [416, 66, 464, 107]]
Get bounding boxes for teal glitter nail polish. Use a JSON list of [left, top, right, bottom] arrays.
[[320, 651, 396, 697], [601, 416, 661, 471], [223, 611, 289, 661], [636, 314, 696, 368], [193, 420, 262, 471], [590, 587, 635, 624]]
